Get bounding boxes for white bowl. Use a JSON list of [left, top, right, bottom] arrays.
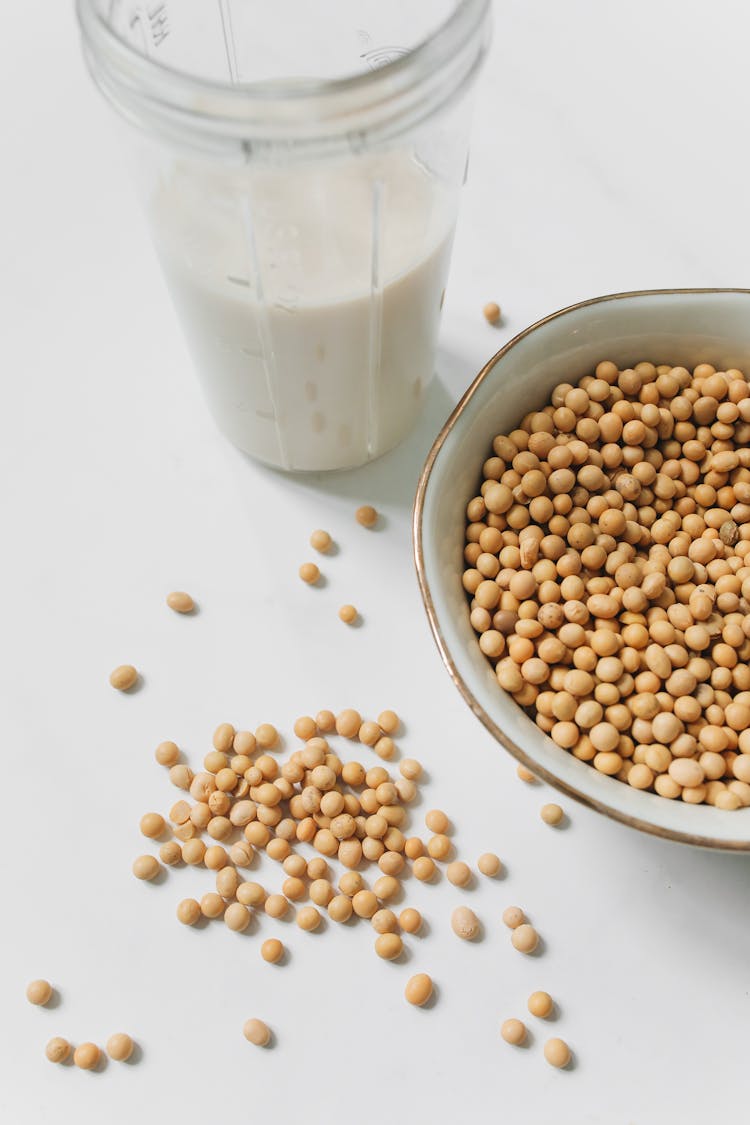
[[414, 289, 750, 850]]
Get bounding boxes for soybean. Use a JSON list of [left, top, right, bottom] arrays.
[[177, 898, 201, 925], [109, 664, 138, 691], [45, 1037, 71, 1063], [299, 562, 320, 584], [106, 1033, 134, 1061], [375, 933, 403, 960], [511, 923, 539, 953], [404, 973, 433, 1006], [73, 1043, 101, 1070], [501, 1019, 527, 1045], [399, 908, 423, 934], [540, 803, 564, 826], [309, 530, 332, 553], [261, 938, 284, 963], [477, 853, 502, 877], [26, 979, 52, 1006], [528, 991, 554, 1018], [132, 855, 161, 881], [451, 906, 480, 940], [355, 505, 378, 528], [243, 1018, 271, 1047], [544, 1038, 571, 1068], [166, 591, 194, 613]]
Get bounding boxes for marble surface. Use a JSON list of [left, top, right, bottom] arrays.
[[2, 2, 747, 1123]]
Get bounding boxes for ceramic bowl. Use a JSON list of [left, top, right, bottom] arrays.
[[414, 289, 750, 850]]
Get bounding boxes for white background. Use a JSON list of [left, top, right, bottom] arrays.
[[2, 2, 749, 1123]]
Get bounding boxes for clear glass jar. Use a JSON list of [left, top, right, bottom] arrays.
[[77, 0, 491, 471]]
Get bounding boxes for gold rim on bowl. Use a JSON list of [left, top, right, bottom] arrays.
[[413, 287, 750, 851]]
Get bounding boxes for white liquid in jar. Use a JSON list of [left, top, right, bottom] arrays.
[[149, 152, 455, 471]]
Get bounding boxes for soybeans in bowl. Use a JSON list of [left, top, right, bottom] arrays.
[[414, 289, 750, 850]]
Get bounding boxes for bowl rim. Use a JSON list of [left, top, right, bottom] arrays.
[[413, 287, 750, 851]]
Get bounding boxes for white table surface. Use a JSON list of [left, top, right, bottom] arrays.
[[3, 3, 748, 1123]]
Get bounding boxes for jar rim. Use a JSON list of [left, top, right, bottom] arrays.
[[76, 0, 491, 146]]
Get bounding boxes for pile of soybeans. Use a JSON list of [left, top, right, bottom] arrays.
[[464, 361, 750, 809]]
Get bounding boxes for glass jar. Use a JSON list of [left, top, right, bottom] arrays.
[[77, 0, 491, 471]]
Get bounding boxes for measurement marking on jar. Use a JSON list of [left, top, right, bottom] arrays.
[[218, 0, 240, 84], [275, 291, 300, 314], [360, 46, 408, 70], [129, 3, 169, 49]]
